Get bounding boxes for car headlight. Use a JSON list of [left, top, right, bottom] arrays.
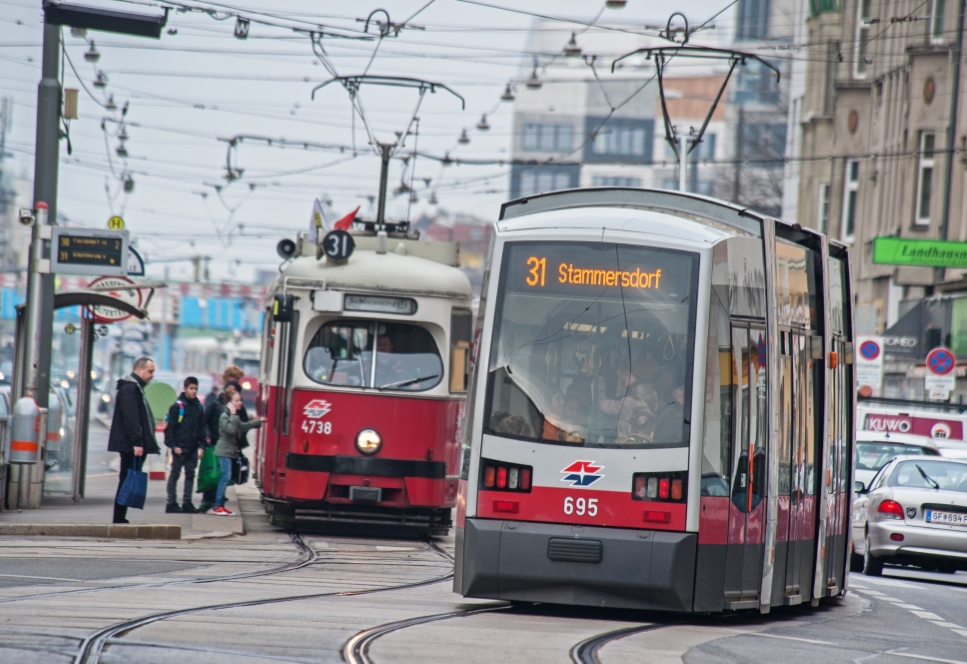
[[355, 429, 382, 455]]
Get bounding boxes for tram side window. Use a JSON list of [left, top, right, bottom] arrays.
[[304, 320, 443, 391], [701, 294, 731, 497]]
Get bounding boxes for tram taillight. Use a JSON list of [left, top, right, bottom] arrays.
[[632, 472, 687, 502], [481, 458, 533, 492]]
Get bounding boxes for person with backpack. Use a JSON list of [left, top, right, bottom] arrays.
[[212, 386, 264, 516], [164, 376, 208, 513]]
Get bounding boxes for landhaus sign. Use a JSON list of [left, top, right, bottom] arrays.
[[873, 237, 967, 268]]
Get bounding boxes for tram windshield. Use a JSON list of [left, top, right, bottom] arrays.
[[304, 320, 443, 391], [485, 241, 699, 448]]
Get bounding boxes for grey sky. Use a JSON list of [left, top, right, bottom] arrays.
[[0, 0, 739, 281]]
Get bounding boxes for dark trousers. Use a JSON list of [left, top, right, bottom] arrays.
[[166, 451, 198, 506], [113, 451, 136, 523]]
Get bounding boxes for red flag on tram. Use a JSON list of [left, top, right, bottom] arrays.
[[333, 206, 360, 231]]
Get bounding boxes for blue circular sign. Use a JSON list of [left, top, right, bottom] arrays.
[[926, 347, 955, 376], [859, 340, 880, 361]]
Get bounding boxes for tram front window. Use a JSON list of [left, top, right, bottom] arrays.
[[485, 241, 699, 448], [304, 320, 443, 391]]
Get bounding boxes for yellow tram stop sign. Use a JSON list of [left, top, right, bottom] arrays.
[[107, 215, 125, 230]]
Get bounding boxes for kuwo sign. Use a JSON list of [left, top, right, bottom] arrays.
[[863, 412, 963, 440]]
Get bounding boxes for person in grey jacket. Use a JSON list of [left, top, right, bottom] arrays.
[[211, 386, 264, 516]]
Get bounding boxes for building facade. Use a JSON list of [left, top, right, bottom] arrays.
[[795, 0, 967, 336]]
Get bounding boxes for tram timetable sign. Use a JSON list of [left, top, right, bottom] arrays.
[[50, 228, 129, 276], [872, 237, 967, 268]]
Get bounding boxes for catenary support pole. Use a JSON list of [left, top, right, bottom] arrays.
[[28, 20, 60, 410]]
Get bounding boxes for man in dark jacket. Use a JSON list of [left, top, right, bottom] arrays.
[[107, 357, 160, 524], [164, 376, 207, 513], [199, 365, 248, 512]]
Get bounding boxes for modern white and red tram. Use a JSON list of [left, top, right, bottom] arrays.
[[454, 188, 855, 613], [256, 224, 473, 533]]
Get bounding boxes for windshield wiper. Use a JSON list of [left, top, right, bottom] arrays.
[[915, 464, 940, 490], [379, 374, 439, 390]]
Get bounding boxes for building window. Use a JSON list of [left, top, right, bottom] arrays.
[[842, 160, 859, 242], [520, 124, 573, 153], [510, 162, 581, 199], [591, 176, 642, 187], [818, 183, 830, 233], [855, 0, 871, 77], [584, 118, 654, 163], [662, 133, 716, 161], [916, 132, 935, 226], [931, 0, 945, 43], [735, 0, 770, 41]]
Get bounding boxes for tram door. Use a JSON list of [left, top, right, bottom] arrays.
[[781, 331, 819, 600], [724, 325, 766, 603]]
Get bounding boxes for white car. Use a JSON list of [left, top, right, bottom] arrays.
[[852, 456, 967, 575], [934, 438, 967, 459], [855, 431, 941, 492]]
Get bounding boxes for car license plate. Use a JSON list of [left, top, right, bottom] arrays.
[[925, 509, 967, 526]]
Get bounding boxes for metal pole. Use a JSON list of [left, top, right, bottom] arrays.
[[23, 205, 47, 401], [30, 20, 60, 412], [160, 266, 169, 370], [678, 133, 689, 193], [375, 143, 392, 229], [72, 317, 93, 501], [938, 0, 966, 283]]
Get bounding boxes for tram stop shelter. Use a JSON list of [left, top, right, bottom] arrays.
[[1, 284, 158, 511]]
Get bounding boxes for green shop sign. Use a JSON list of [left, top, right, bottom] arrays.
[[872, 237, 967, 268]]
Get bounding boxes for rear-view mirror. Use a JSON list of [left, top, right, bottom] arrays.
[[853, 480, 866, 494]]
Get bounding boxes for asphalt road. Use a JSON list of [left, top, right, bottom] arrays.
[[1, 503, 965, 664]]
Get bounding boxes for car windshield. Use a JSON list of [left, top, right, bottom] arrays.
[[856, 441, 935, 471], [485, 240, 699, 448], [890, 460, 967, 493], [304, 319, 443, 391]]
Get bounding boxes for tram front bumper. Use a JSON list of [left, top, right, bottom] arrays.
[[455, 518, 696, 611]]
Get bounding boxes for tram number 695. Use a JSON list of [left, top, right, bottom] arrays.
[[301, 420, 332, 435], [564, 496, 598, 516]]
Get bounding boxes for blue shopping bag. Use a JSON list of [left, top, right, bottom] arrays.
[[117, 456, 148, 510]]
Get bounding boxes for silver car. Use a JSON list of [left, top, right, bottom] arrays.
[[852, 456, 967, 575]]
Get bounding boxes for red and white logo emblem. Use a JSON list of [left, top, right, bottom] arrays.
[[303, 399, 332, 419], [561, 460, 604, 487]]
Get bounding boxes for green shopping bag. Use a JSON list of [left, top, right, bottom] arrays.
[[196, 447, 221, 494]]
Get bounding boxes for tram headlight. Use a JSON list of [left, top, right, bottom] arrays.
[[355, 429, 382, 455]]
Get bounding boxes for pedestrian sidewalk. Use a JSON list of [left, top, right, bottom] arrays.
[[0, 469, 246, 540]]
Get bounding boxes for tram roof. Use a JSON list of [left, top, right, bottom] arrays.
[[499, 188, 769, 238], [275, 249, 473, 300]]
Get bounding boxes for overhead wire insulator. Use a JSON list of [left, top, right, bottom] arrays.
[[123, 175, 134, 193], [458, 129, 470, 144], [115, 143, 127, 158], [93, 71, 107, 88], [606, 0, 628, 8], [104, 94, 117, 111], [476, 114, 490, 131]]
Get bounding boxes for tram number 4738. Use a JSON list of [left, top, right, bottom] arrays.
[[301, 420, 332, 435], [564, 496, 598, 516]]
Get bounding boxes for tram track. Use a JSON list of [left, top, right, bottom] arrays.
[[570, 621, 682, 664], [0, 532, 318, 605], [72, 535, 454, 664]]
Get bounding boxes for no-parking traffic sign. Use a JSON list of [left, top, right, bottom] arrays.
[[855, 336, 884, 393], [925, 346, 956, 395]]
